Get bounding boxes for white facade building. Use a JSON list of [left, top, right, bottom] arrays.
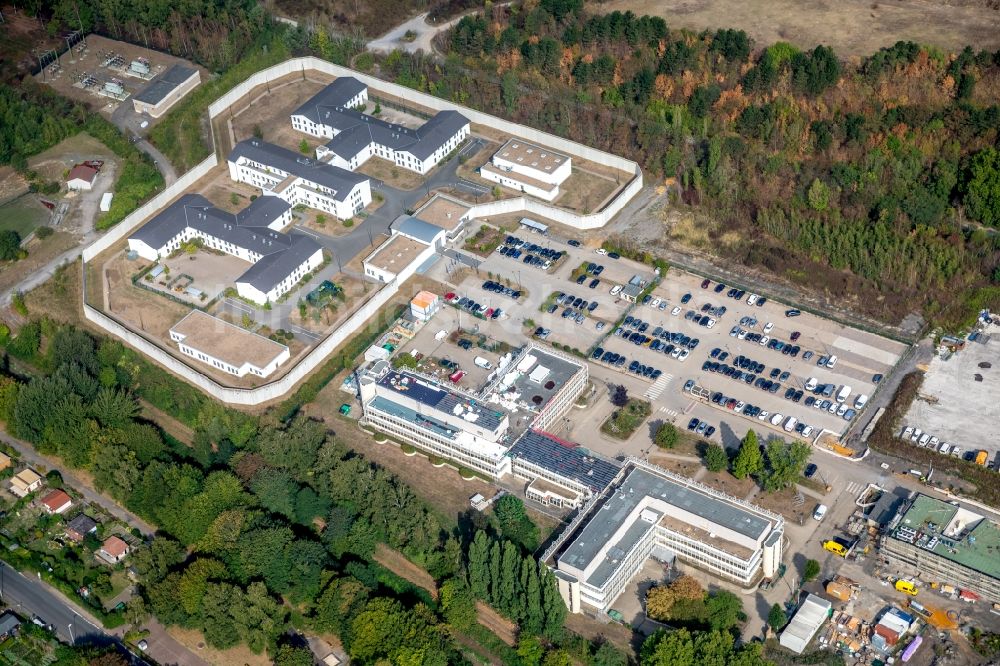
[[169, 311, 291, 378], [291, 76, 470, 175], [127, 193, 323, 305], [228, 139, 371, 220], [548, 460, 784, 614], [480, 139, 572, 202]]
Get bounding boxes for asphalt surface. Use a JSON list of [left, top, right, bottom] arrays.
[[0, 562, 104, 645]]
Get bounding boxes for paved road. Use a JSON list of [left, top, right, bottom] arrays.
[[0, 429, 156, 536], [0, 562, 105, 644], [367, 12, 466, 54]]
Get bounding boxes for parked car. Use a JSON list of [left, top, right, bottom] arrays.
[[785, 309, 801, 317]]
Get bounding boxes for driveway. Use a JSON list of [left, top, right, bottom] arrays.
[[367, 12, 467, 54]]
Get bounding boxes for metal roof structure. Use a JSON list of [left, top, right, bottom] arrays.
[[780, 594, 831, 654], [129, 193, 322, 295], [134, 64, 198, 105], [229, 139, 369, 202], [508, 430, 621, 493], [391, 215, 445, 245]]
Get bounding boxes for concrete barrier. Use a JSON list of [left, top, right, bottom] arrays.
[[83, 58, 642, 404]]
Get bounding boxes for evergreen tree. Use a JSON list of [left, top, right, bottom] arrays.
[[520, 556, 543, 634], [488, 540, 503, 606], [539, 563, 567, 638], [731, 430, 763, 479], [468, 530, 490, 599], [498, 541, 520, 615]]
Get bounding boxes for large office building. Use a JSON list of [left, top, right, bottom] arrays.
[[228, 139, 372, 220], [358, 344, 589, 479], [880, 493, 1000, 601], [127, 193, 323, 305], [508, 430, 621, 509], [292, 76, 471, 175], [546, 459, 784, 614]]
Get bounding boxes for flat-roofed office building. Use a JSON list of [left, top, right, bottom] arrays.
[[359, 363, 514, 478], [880, 493, 1000, 601], [546, 459, 784, 614]]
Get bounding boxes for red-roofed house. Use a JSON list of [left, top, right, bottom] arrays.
[[98, 536, 130, 564], [39, 488, 72, 515], [67, 164, 99, 191]]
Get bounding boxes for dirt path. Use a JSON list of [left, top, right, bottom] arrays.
[[475, 601, 518, 646], [140, 398, 195, 443], [374, 543, 439, 599]]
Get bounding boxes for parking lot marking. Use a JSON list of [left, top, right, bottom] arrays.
[[657, 406, 679, 419], [844, 481, 863, 496], [644, 373, 673, 400]]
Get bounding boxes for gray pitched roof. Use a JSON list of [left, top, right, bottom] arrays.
[[129, 193, 322, 296], [292, 76, 368, 125], [296, 79, 469, 163], [0, 612, 19, 635], [391, 215, 444, 244], [229, 139, 368, 202], [134, 64, 198, 105], [66, 513, 98, 535]]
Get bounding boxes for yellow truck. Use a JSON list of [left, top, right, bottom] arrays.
[[895, 580, 919, 596]]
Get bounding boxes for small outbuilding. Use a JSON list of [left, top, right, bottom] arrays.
[[39, 488, 73, 515], [779, 593, 832, 654], [67, 164, 99, 191], [98, 536, 130, 564], [9, 468, 43, 498]]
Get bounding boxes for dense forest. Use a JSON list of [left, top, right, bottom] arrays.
[[370, 0, 1000, 328], [0, 319, 609, 664]]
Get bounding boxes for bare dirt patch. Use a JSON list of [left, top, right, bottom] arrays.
[[356, 156, 426, 190], [554, 168, 620, 214], [697, 470, 757, 499], [0, 231, 77, 294], [166, 626, 270, 666], [374, 544, 439, 599], [587, 0, 1000, 56], [140, 399, 195, 444], [228, 76, 331, 150], [20, 259, 83, 327], [753, 486, 811, 523], [648, 454, 702, 477], [476, 601, 518, 646], [105, 252, 192, 337]]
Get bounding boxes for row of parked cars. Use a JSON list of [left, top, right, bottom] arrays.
[[590, 347, 665, 380], [445, 292, 503, 320], [497, 236, 564, 269], [900, 426, 971, 460], [687, 417, 716, 437], [702, 279, 768, 308], [696, 384, 817, 438], [480, 281, 522, 300]]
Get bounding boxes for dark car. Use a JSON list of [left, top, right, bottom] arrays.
[[714, 283, 726, 293], [704, 426, 716, 437], [589, 278, 600, 289], [793, 390, 803, 402], [687, 418, 700, 430], [710, 347, 721, 358], [790, 331, 801, 341], [576, 274, 587, 284], [756, 297, 767, 307], [804, 463, 818, 478], [567, 239, 581, 247], [608, 252, 621, 259], [785, 309, 801, 317], [546, 304, 557, 314], [872, 373, 884, 384], [681, 293, 692, 304], [588, 301, 598, 312], [717, 351, 729, 362], [701, 279, 711, 289], [592, 347, 604, 359]]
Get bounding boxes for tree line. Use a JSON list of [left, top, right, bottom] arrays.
[[0, 319, 623, 664], [407, 3, 1000, 328]]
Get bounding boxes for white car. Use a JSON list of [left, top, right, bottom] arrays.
[[854, 394, 868, 409], [802, 425, 814, 437], [671, 306, 681, 316], [911, 428, 922, 442], [827, 402, 838, 414], [610, 284, 622, 296], [747, 294, 759, 306], [735, 401, 746, 413], [951, 446, 964, 458], [759, 335, 770, 346], [770, 413, 784, 426], [596, 248, 608, 255], [836, 404, 848, 417], [939, 442, 950, 455], [737, 329, 748, 340], [902, 426, 914, 439], [763, 322, 774, 334], [805, 377, 818, 391], [813, 504, 828, 521], [826, 355, 838, 368], [705, 317, 717, 328], [651, 297, 661, 307], [918, 433, 930, 447], [670, 347, 682, 359], [757, 410, 770, 421], [929, 436, 939, 448], [678, 349, 689, 361]]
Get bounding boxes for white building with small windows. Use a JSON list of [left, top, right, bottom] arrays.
[[545, 459, 784, 614], [169, 310, 291, 378], [228, 138, 372, 220], [480, 139, 572, 202], [127, 193, 323, 305], [291, 76, 470, 175]]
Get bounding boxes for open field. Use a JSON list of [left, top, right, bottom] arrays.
[[587, 0, 1000, 56], [374, 544, 439, 599], [167, 626, 270, 666], [554, 168, 620, 214], [0, 230, 77, 294], [228, 76, 329, 149], [357, 156, 426, 190], [0, 195, 51, 237], [35, 34, 206, 123]]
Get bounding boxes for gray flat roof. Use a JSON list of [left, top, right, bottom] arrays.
[[229, 139, 368, 202], [134, 64, 198, 105], [391, 215, 444, 245], [378, 370, 507, 433], [558, 466, 773, 586], [498, 347, 582, 414]]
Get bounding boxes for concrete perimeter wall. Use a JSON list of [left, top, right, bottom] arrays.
[[208, 57, 642, 229], [82, 58, 641, 404]]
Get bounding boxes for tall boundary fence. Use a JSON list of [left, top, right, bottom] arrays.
[[81, 58, 642, 404]]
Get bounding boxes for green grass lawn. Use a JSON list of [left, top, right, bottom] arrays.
[[0, 196, 49, 238], [601, 398, 652, 440]]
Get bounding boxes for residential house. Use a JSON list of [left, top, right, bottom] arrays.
[[9, 468, 43, 498], [0, 452, 11, 472], [39, 488, 72, 515], [0, 612, 20, 639], [98, 536, 130, 564], [65, 514, 99, 543]]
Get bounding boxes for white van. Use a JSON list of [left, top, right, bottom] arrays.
[[770, 413, 784, 426], [474, 356, 493, 370], [610, 285, 622, 296], [826, 355, 838, 368], [813, 504, 828, 521], [783, 416, 798, 432], [805, 377, 818, 391], [854, 394, 868, 409], [836, 385, 852, 403]]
